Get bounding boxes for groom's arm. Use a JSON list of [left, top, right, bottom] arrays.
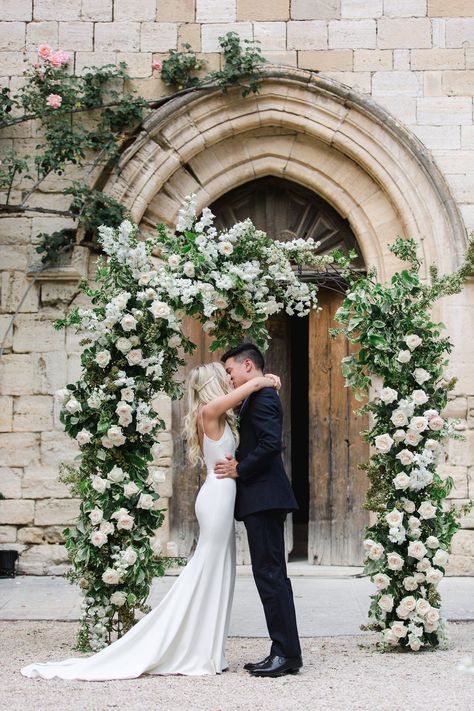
[[235, 388, 283, 482]]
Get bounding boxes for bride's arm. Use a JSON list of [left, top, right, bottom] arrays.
[[202, 376, 278, 420]]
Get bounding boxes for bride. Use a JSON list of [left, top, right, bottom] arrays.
[[20, 362, 280, 681]]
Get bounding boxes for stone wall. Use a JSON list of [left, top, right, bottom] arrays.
[[0, 0, 473, 574]]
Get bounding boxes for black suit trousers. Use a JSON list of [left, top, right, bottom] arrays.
[[243, 509, 301, 659]]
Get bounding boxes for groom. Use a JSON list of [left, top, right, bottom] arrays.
[[215, 343, 302, 678]]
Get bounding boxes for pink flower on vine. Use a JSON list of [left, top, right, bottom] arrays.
[[49, 50, 70, 67], [46, 94, 62, 109], [152, 61, 162, 71], [38, 44, 52, 59]]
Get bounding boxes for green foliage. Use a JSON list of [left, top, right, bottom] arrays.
[[160, 43, 206, 90], [34, 228, 77, 264], [209, 32, 267, 96]]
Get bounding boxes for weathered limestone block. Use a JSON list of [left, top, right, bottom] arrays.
[[40, 430, 79, 466], [0, 396, 13, 432], [341, 1, 382, 19], [74, 51, 117, 76], [80, 0, 112, 22], [0, 354, 34, 395], [372, 70, 422, 96], [0, 217, 31, 246], [25, 21, 58, 50], [197, 0, 236, 23], [34, 498, 80, 525], [377, 18, 432, 49], [237, 0, 290, 20], [0, 22, 25, 52], [429, 0, 474, 16], [411, 49, 465, 70], [448, 430, 474, 467], [33, 351, 68, 395], [287, 20, 327, 49], [383, 0, 426, 16], [0, 246, 27, 270], [353, 49, 392, 71], [115, 0, 156, 21], [447, 555, 474, 576], [13, 395, 54, 432], [22, 465, 71, 498], [58, 21, 93, 51], [0, 467, 22, 497], [151, 432, 173, 461], [253, 22, 286, 51], [411, 125, 461, 150], [417, 97, 472, 126], [94, 21, 141, 52], [201, 22, 253, 52], [450, 529, 474, 557], [467, 397, 474, 428], [151, 467, 172, 499], [438, 464, 469, 499], [66, 353, 82, 384], [299, 49, 353, 71], [13, 314, 64, 353], [17, 543, 69, 575], [328, 19, 376, 48], [17, 525, 65, 544], [0, 525, 17, 543], [0, 432, 40, 467], [117, 52, 153, 78], [442, 396, 468, 420], [34, 0, 80, 20], [0, 0, 32, 21], [0, 315, 13, 351], [140, 22, 179, 53], [39, 282, 81, 307], [157, 0, 195, 22], [0, 499, 34, 525], [1, 270, 39, 313], [151, 393, 172, 430]]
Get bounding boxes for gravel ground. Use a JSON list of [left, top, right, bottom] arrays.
[[2, 621, 473, 711]]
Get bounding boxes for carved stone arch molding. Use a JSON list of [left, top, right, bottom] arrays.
[[103, 66, 466, 281]]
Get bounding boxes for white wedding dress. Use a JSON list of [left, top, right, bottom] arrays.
[[21, 424, 236, 680]]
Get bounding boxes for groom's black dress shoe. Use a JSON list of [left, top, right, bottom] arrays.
[[243, 655, 271, 671], [249, 654, 303, 678]]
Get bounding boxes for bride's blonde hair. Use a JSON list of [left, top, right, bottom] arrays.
[[183, 362, 239, 467]]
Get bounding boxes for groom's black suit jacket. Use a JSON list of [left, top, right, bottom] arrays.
[[234, 387, 298, 521]]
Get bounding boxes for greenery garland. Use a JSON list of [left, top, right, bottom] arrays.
[[55, 196, 332, 651], [331, 236, 474, 651]]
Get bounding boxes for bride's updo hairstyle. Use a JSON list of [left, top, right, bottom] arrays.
[[183, 362, 239, 467]]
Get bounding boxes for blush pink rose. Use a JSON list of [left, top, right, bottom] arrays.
[[38, 44, 52, 59], [46, 93, 62, 109]]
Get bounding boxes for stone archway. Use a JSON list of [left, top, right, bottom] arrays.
[[105, 67, 466, 281]]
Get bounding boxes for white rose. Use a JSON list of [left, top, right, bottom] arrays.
[[396, 604, 410, 620], [87, 394, 102, 409], [101, 435, 114, 449], [433, 549, 449, 567], [391, 621, 408, 638], [414, 572, 426, 583], [65, 397, 82, 414], [107, 466, 126, 483], [408, 515, 421, 530], [120, 387, 134, 402], [416, 557, 432, 572], [404, 429, 422, 447], [136, 419, 155, 435], [397, 350, 412, 363], [91, 476, 108, 493], [383, 628, 399, 646], [401, 498, 416, 513], [409, 416, 429, 433], [90, 531, 108, 548], [95, 350, 111, 368], [424, 409, 438, 420], [120, 314, 137, 332], [202, 320, 215, 333], [387, 552, 404, 570], [400, 595, 416, 611], [426, 535, 439, 549], [107, 425, 126, 446], [403, 576, 418, 591], [413, 367, 431, 385], [102, 568, 120, 585], [368, 542, 384, 561], [123, 481, 140, 497], [409, 636, 422, 651], [116, 337, 133, 353], [385, 509, 404, 527], [110, 591, 127, 607], [380, 387, 398, 404], [424, 438, 438, 451], [411, 389, 429, 406], [425, 568, 444, 585], [126, 349, 143, 366], [123, 547, 138, 566], [415, 598, 431, 616], [424, 621, 439, 633], [114, 292, 130, 309], [88, 508, 103, 525], [137, 493, 154, 509], [214, 294, 229, 310], [408, 541, 427, 560], [418, 501, 437, 520], [116, 401, 132, 418], [374, 433, 394, 453], [391, 409, 409, 427], [393, 472, 411, 490], [428, 415, 444, 431], [76, 429, 93, 446], [373, 573, 391, 590], [99, 521, 114, 535], [425, 607, 440, 624], [183, 261, 195, 278], [378, 594, 394, 612], [218, 241, 234, 256], [150, 468, 166, 484], [392, 429, 406, 443], [168, 334, 181, 348], [149, 300, 171, 319], [241, 319, 253, 329], [396, 449, 414, 466], [405, 334, 422, 350], [116, 513, 134, 531], [168, 254, 181, 268]]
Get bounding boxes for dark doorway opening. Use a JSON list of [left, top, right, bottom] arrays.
[[289, 315, 309, 561]]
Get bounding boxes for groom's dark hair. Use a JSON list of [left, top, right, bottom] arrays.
[[221, 342, 265, 371]]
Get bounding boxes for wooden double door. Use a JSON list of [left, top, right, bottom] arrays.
[[170, 177, 369, 566]]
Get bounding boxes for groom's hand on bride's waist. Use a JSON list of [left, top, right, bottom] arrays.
[[214, 455, 239, 479]]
